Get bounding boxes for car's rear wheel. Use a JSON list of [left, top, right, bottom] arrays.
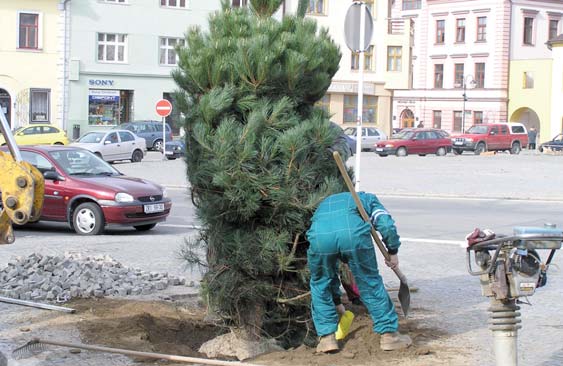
[[134, 223, 157, 231], [436, 147, 447, 156], [396, 147, 407, 157], [152, 139, 163, 151], [54, 142, 64, 145], [474, 142, 486, 155], [94, 152, 103, 159], [166, 156, 177, 160], [131, 149, 143, 162], [418, 154, 426, 156], [378, 154, 388, 157], [510, 142, 521, 155], [453, 148, 462, 155], [72, 202, 105, 235]]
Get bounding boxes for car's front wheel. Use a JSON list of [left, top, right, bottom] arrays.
[[131, 149, 143, 162], [510, 142, 521, 155], [134, 223, 157, 231], [72, 202, 105, 235], [396, 147, 408, 157]]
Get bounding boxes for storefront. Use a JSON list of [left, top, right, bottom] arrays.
[[87, 89, 133, 126]]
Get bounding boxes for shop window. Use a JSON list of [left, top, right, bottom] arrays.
[[88, 90, 121, 126], [402, 0, 421, 10], [456, 19, 466, 43], [454, 64, 464, 88], [434, 64, 443, 88], [475, 63, 485, 88], [477, 17, 487, 42], [315, 94, 330, 114], [97, 33, 127, 63], [523, 17, 534, 45], [30, 89, 50, 123], [343, 95, 378, 123], [433, 110, 442, 129], [307, 0, 326, 15], [351, 46, 374, 71], [161, 0, 188, 8], [160, 37, 184, 65], [474, 111, 483, 124], [387, 46, 402, 72], [436, 20, 445, 44], [453, 111, 462, 131], [18, 13, 39, 49]]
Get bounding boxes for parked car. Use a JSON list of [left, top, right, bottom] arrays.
[[116, 121, 173, 151], [164, 140, 186, 160], [71, 130, 147, 163], [373, 128, 452, 157], [450, 123, 528, 155], [0, 124, 68, 146], [538, 133, 563, 152], [0, 146, 171, 235], [344, 127, 387, 151]]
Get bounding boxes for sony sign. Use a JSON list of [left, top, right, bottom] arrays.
[[88, 79, 115, 87]]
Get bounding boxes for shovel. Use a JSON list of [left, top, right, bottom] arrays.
[[332, 151, 411, 317]]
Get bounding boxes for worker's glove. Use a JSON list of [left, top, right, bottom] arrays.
[[385, 254, 399, 270]]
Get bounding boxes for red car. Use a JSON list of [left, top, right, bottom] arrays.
[[373, 128, 452, 157], [1, 146, 171, 235]]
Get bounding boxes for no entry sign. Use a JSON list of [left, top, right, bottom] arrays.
[[155, 99, 172, 117]]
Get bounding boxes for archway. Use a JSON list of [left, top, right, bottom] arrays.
[[510, 107, 540, 132], [0, 89, 11, 127], [400, 108, 414, 128]]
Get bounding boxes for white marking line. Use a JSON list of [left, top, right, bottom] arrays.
[[159, 224, 466, 246]]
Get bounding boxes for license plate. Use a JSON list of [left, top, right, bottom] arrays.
[[454, 141, 464, 145], [144, 203, 164, 214], [165, 151, 173, 155], [376, 148, 383, 152]]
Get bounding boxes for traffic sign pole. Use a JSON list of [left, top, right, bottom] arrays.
[[162, 116, 166, 160], [155, 99, 173, 160], [355, 2, 366, 192]]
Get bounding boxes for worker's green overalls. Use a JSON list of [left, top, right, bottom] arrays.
[[306, 192, 400, 336]]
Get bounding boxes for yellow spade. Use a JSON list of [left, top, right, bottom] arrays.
[[335, 310, 355, 340]]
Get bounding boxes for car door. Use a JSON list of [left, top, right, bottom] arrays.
[[500, 125, 510, 149], [118, 131, 135, 159], [410, 131, 426, 154], [422, 131, 439, 153], [488, 126, 500, 150], [16, 126, 42, 145], [20, 150, 68, 220], [364, 128, 381, 150], [101, 132, 120, 161]]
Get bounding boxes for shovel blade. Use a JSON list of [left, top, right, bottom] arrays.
[[397, 281, 411, 317]]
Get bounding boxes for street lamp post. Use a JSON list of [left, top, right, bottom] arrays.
[[461, 75, 475, 133]]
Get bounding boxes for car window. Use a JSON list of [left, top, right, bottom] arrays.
[[554, 135, 563, 142], [22, 126, 41, 135], [43, 126, 58, 134], [77, 132, 105, 143], [119, 131, 134, 142], [511, 125, 525, 134], [343, 128, 357, 137], [21, 151, 54, 173], [466, 125, 488, 134], [426, 131, 438, 139], [105, 132, 119, 144], [366, 128, 380, 137], [137, 123, 154, 133], [49, 149, 119, 176], [490, 127, 499, 134], [500, 125, 508, 135]]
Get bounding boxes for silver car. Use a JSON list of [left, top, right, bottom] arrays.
[[344, 127, 388, 151], [71, 130, 147, 163]]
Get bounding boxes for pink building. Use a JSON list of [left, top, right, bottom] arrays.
[[391, 0, 511, 132]]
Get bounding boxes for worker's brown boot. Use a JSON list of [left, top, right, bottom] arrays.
[[380, 332, 412, 351], [316, 333, 339, 353]]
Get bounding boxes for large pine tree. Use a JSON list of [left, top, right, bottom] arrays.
[[173, 0, 350, 345]]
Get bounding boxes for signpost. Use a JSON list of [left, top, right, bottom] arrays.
[[344, 2, 373, 191], [155, 99, 172, 159]]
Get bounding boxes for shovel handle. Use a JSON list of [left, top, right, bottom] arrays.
[[332, 151, 408, 284]]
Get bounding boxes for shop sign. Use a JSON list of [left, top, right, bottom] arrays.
[[88, 79, 115, 87]]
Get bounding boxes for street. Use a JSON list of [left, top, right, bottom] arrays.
[[1, 151, 563, 365]]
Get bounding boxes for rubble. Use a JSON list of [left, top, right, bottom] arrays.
[[0, 253, 189, 302]]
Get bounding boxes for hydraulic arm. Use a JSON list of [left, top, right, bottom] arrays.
[[0, 109, 44, 244]]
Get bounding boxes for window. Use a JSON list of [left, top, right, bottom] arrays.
[[523, 17, 534, 45], [160, 0, 188, 8], [160, 37, 184, 65], [343, 95, 378, 123], [434, 64, 444, 88], [21, 151, 54, 173], [105, 132, 119, 144], [88, 90, 120, 125], [456, 19, 466, 43], [315, 94, 330, 113], [475, 63, 485, 88], [549, 19, 560, 40], [30, 89, 50, 123], [500, 125, 508, 135], [474, 111, 483, 124], [387, 46, 402, 71], [18, 13, 39, 49], [523, 72, 534, 89], [433, 110, 442, 129], [476, 17, 487, 42], [351, 46, 374, 71], [119, 131, 135, 142], [402, 0, 421, 10], [97, 33, 127, 62], [307, 0, 325, 15], [454, 64, 464, 87], [231, 0, 247, 7], [453, 111, 462, 131], [436, 20, 445, 44]]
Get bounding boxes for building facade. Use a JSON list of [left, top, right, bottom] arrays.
[[391, 0, 511, 132], [67, 0, 220, 138], [508, 0, 562, 143], [0, 0, 68, 129], [284, 0, 413, 135]]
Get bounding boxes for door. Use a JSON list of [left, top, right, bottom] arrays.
[[20, 151, 67, 220], [118, 131, 135, 159], [137, 123, 157, 148], [16, 126, 43, 145], [488, 126, 500, 150], [101, 132, 121, 161], [500, 125, 510, 149], [363, 128, 381, 150], [0, 89, 10, 127]]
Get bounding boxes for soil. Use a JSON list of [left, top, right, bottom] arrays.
[[8, 293, 472, 366]]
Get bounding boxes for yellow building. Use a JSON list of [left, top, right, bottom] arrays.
[[0, 0, 68, 130]]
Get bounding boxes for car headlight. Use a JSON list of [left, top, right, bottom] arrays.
[[385, 144, 394, 148], [466, 138, 473, 143], [162, 188, 168, 198], [115, 192, 134, 203]]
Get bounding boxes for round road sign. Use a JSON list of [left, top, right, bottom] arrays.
[[344, 2, 374, 52], [155, 99, 173, 117]]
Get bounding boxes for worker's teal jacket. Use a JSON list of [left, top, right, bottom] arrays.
[[306, 192, 400, 336]]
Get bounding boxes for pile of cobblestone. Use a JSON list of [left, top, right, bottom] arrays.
[[0, 253, 189, 302]]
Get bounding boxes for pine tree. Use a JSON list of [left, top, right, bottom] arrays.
[[173, 0, 350, 346]]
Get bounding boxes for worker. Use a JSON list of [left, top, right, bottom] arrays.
[[306, 191, 412, 353]]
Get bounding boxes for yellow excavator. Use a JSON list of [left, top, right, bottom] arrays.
[[0, 109, 44, 244]]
